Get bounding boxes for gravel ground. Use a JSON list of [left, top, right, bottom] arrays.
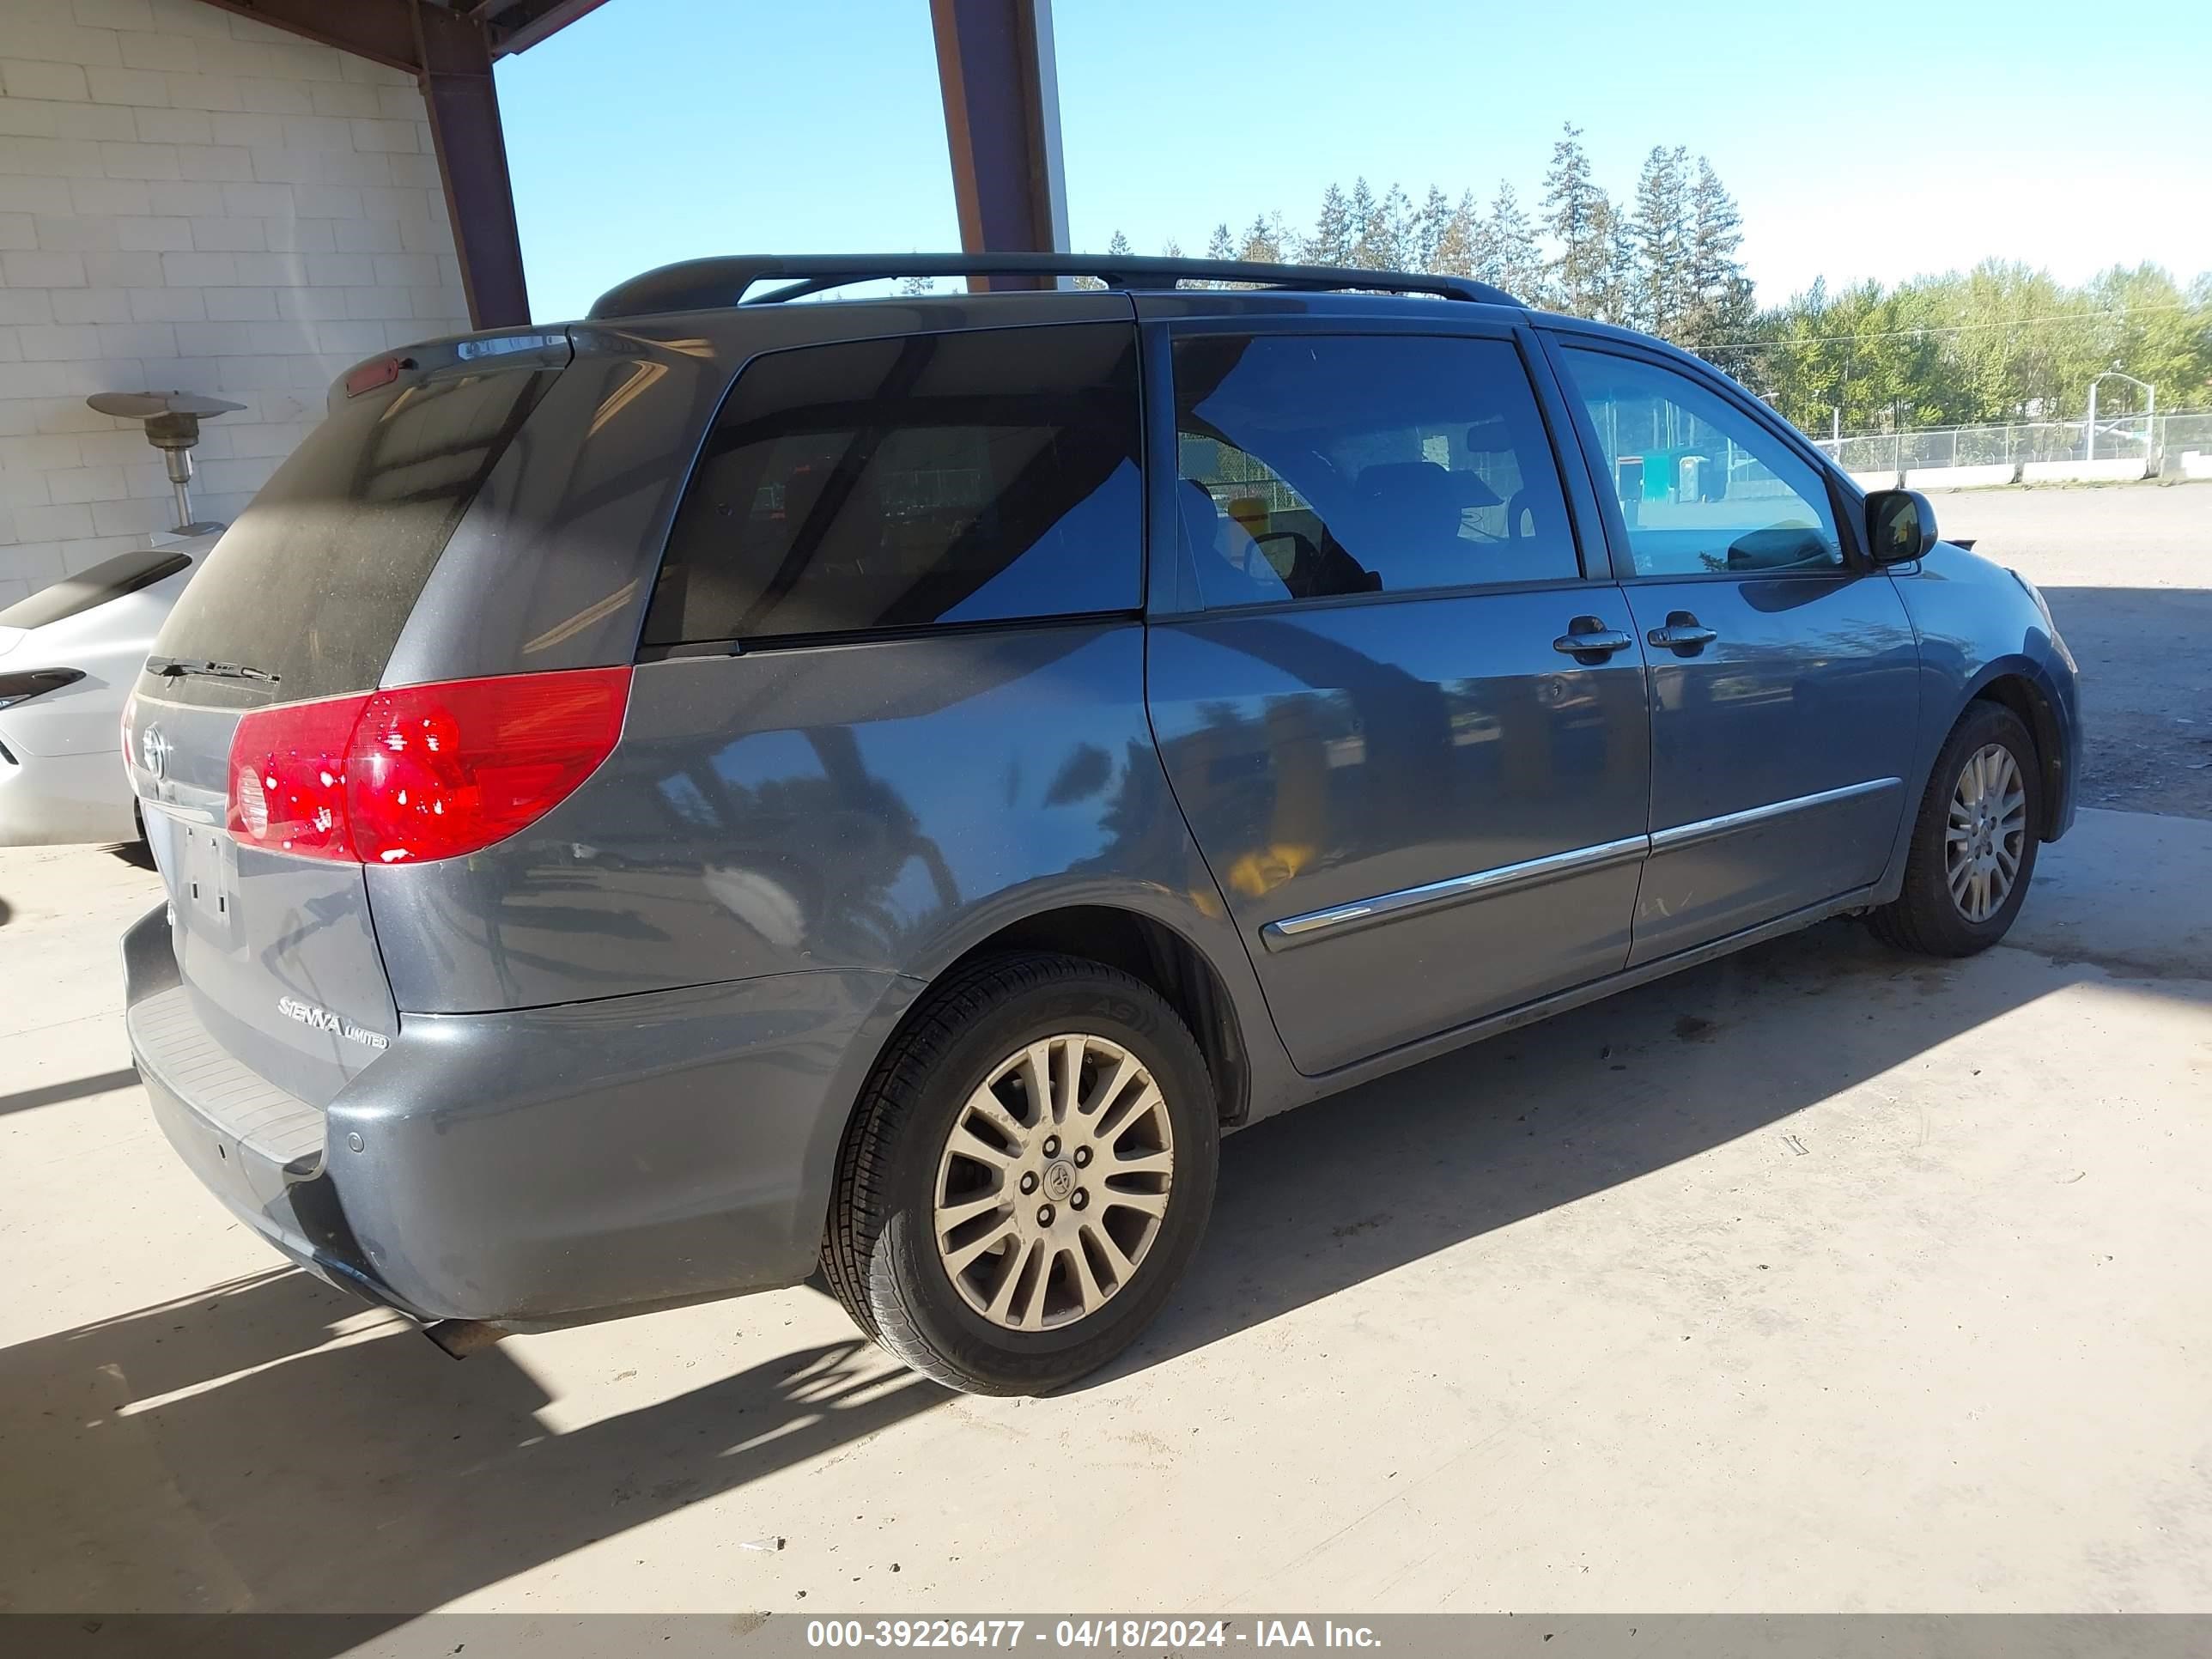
[[1932, 480, 2212, 819]]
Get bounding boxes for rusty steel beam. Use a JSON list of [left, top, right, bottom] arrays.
[[189, 0, 418, 71], [190, 2, 531, 329], [471, 0, 612, 58], [927, 0, 1069, 292]]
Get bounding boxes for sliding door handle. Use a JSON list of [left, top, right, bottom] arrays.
[[1647, 610, 1718, 652]]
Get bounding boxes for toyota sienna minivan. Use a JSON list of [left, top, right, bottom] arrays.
[[124, 253, 2080, 1395]]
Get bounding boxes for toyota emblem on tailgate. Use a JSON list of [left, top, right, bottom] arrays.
[[141, 724, 170, 781]]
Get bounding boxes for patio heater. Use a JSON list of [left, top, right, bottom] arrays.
[[84, 390, 246, 536]]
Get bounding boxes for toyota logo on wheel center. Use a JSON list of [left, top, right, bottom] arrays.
[[1042, 1161, 1075, 1201]]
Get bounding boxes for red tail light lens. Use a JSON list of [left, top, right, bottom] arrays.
[[349, 670, 630, 863], [225, 667, 630, 865], [228, 690, 363, 859]]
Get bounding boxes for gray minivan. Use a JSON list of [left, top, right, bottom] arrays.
[[124, 254, 2081, 1395]]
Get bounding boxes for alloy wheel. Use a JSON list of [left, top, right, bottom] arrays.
[[933, 1032, 1175, 1332], [1945, 742, 2027, 923]]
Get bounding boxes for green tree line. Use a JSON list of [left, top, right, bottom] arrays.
[[1093, 121, 2212, 436], [1723, 263, 2210, 434]]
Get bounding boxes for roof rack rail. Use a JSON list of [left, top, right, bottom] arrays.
[[586, 253, 1520, 319]]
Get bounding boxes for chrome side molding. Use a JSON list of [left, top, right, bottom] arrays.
[[1259, 777, 1903, 951], [1261, 835, 1649, 951], [1649, 776, 1902, 854]]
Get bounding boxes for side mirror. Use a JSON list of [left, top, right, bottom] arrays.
[[1865, 489, 1937, 565]]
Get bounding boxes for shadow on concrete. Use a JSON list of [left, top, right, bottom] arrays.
[[104, 837, 158, 872], [2, 1267, 942, 1630], [0, 1066, 142, 1118], [1091, 916, 2210, 1387], [2039, 585, 2212, 821]]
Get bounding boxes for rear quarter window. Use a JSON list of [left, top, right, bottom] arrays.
[[147, 364, 556, 704], [642, 323, 1143, 647]]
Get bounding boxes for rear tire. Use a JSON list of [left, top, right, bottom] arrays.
[[821, 951, 1218, 1395], [1868, 700, 2040, 957]]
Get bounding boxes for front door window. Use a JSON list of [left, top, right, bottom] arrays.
[[1559, 347, 1842, 577]]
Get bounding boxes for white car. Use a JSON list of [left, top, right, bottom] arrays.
[[0, 532, 218, 846]]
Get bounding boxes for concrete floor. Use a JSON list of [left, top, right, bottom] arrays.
[[2, 483, 2207, 1617], [3, 810, 2208, 1616]]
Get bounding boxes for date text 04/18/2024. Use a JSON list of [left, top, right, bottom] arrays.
[[803, 1620, 1382, 1649]]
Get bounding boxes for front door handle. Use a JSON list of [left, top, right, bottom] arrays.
[[1647, 611, 1718, 652], [1553, 616, 1635, 659]]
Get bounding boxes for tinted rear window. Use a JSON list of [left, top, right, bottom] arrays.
[[0, 547, 191, 631], [642, 323, 1142, 647], [147, 365, 554, 704]]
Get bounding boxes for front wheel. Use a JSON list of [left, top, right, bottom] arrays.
[[1868, 700, 2041, 957], [821, 952, 1218, 1395]]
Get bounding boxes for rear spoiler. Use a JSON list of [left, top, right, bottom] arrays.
[[328, 328, 573, 414]]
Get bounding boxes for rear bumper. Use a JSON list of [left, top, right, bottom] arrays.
[[124, 901, 915, 1324], [124, 903, 405, 1313]]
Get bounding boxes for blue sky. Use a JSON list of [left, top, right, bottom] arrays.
[[496, 0, 2212, 325]]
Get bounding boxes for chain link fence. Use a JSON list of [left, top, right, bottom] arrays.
[[1813, 410, 2212, 477]]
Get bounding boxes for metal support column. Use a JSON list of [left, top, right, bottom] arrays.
[[414, 3, 531, 327], [927, 0, 1070, 290]]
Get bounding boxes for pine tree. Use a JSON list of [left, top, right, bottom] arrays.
[[1161, 237, 1183, 258], [1427, 189, 1480, 276], [1468, 202, 1499, 286], [1196, 222, 1238, 287], [1305, 182, 1354, 266], [1476, 181, 1545, 301], [1343, 179, 1382, 267], [1589, 196, 1638, 326], [1413, 185, 1454, 273], [1542, 122, 1613, 318], [896, 274, 934, 296], [1630, 144, 1692, 339], [1680, 158, 1752, 356], [1239, 212, 1285, 266], [1352, 182, 1412, 270]]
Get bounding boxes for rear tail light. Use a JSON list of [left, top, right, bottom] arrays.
[[224, 667, 630, 865]]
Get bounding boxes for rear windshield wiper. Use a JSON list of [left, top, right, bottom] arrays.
[[147, 655, 281, 684]]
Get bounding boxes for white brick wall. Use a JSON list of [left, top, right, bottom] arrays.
[[0, 0, 472, 605]]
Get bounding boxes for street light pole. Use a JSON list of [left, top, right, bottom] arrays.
[[2085, 370, 2154, 464]]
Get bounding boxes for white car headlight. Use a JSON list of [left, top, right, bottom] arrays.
[[0, 668, 84, 711]]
